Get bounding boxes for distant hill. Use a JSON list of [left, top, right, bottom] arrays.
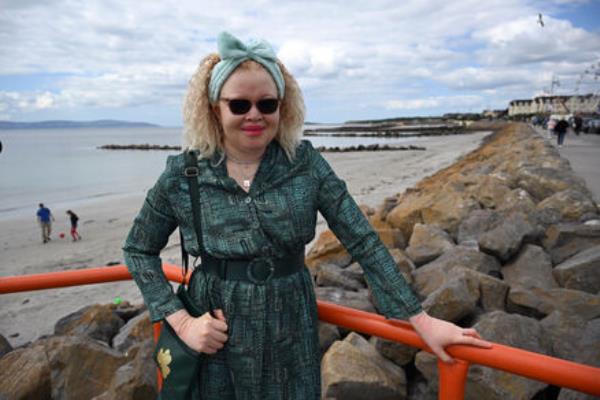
[[0, 120, 160, 129]]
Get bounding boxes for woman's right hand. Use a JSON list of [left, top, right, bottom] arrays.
[[165, 309, 228, 354]]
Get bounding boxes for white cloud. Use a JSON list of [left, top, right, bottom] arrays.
[[0, 0, 598, 123]]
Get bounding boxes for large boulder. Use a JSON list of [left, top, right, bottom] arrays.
[[54, 304, 125, 344], [405, 223, 455, 266], [0, 341, 51, 400], [477, 211, 542, 262], [514, 165, 585, 202], [415, 311, 552, 400], [369, 336, 419, 367], [112, 310, 153, 353], [316, 263, 365, 291], [536, 188, 598, 222], [321, 332, 408, 400], [91, 339, 157, 400], [543, 220, 600, 264], [419, 180, 481, 238], [553, 245, 600, 294], [46, 335, 127, 400], [507, 287, 600, 320], [501, 244, 558, 290], [412, 246, 501, 297], [421, 273, 480, 322]]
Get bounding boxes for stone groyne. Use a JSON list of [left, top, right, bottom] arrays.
[[308, 122, 600, 400], [1, 123, 599, 399]]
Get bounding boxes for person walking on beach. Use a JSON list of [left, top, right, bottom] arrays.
[[573, 114, 583, 136], [555, 117, 569, 147], [66, 210, 81, 241], [36, 203, 54, 243], [123, 31, 491, 399]]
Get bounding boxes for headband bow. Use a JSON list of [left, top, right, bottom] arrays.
[[208, 31, 285, 103]]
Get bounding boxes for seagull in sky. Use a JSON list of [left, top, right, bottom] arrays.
[[538, 13, 544, 27]]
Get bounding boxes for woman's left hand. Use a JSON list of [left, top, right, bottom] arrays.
[[409, 311, 492, 363]]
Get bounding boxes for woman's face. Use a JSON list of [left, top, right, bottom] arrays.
[[212, 65, 280, 158]]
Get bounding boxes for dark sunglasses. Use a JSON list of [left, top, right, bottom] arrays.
[[220, 98, 279, 115]]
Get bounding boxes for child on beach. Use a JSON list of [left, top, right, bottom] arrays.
[[66, 210, 81, 241]]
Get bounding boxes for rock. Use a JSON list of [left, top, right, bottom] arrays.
[[543, 221, 600, 264], [417, 311, 551, 400], [386, 189, 435, 241], [368, 214, 406, 249], [54, 304, 125, 344], [343, 262, 366, 285], [0, 334, 13, 358], [0, 341, 51, 400], [321, 332, 408, 399], [556, 318, 600, 400], [501, 244, 558, 290], [507, 287, 600, 320], [369, 336, 418, 367], [112, 302, 146, 323], [318, 323, 340, 355], [306, 220, 403, 271], [91, 339, 157, 400], [468, 175, 513, 209], [515, 165, 585, 202], [112, 310, 153, 353], [421, 273, 480, 322], [553, 245, 600, 294], [444, 266, 510, 312], [457, 209, 502, 245], [389, 248, 416, 285], [540, 311, 588, 362], [315, 287, 376, 314], [306, 230, 352, 271], [46, 335, 127, 399], [412, 246, 501, 298], [496, 188, 537, 214], [420, 180, 481, 238], [478, 211, 542, 262], [405, 223, 455, 266], [537, 188, 598, 222], [316, 263, 365, 291]]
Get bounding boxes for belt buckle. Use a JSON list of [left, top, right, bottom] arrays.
[[247, 258, 275, 285]]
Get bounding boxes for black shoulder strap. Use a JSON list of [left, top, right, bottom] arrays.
[[180, 150, 202, 283]]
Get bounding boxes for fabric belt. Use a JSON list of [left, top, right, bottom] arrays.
[[201, 252, 305, 285]]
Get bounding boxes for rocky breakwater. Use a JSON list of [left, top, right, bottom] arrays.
[[308, 123, 600, 400], [1, 123, 599, 400]]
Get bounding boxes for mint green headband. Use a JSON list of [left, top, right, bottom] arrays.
[[208, 31, 285, 103]]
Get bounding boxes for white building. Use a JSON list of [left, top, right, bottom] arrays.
[[508, 94, 599, 116]]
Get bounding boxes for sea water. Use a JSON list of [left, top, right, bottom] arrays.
[[0, 126, 426, 220]]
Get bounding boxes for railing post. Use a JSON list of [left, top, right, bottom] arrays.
[[153, 322, 163, 391], [438, 359, 469, 400]]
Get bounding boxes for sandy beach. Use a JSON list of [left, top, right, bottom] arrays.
[[0, 131, 491, 347]]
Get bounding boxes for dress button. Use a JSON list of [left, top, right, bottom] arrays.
[[245, 197, 252, 204], [251, 222, 260, 229]]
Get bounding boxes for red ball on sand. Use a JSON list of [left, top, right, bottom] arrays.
[[59, 233, 65, 238]]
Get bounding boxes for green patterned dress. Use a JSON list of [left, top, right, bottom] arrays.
[[123, 139, 422, 399]]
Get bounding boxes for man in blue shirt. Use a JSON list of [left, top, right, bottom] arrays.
[[36, 203, 54, 243]]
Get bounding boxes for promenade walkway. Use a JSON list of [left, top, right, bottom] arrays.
[[534, 126, 600, 204]]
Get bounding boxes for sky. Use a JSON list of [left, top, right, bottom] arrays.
[[1, 0, 599, 125]]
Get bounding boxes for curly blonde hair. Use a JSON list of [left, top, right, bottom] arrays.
[[182, 54, 305, 160]]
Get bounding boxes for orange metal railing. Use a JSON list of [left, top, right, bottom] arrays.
[[1, 264, 599, 399]]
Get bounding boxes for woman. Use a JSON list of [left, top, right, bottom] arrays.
[[124, 31, 491, 399]]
